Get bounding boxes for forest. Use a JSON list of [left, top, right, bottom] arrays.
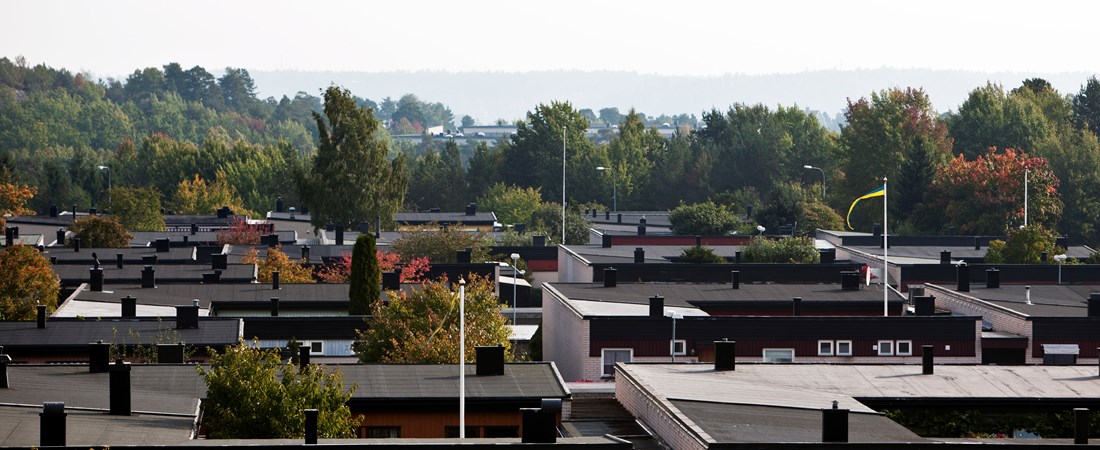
[[3, 56, 1100, 246]]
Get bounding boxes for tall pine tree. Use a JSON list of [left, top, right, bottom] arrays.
[[349, 233, 380, 315]]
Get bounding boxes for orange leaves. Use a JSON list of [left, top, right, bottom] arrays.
[[0, 245, 60, 320]]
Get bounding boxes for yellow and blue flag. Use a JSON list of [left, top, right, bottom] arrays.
[[845, 186, 884, 230]]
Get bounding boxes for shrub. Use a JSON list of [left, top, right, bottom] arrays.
[[69, 216, 133, 248], [741, 236, 820, 263], [984, 225, 1064, 264], [669, 201, 738, 235], [241, 245, 315, 283], [678, 245, 726, 264]]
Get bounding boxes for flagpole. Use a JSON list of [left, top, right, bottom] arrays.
[[883, 177, 888, 317]]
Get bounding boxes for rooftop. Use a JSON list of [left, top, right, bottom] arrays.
[[927, 283, 1098, 317]]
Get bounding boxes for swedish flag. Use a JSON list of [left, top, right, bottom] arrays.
[[846, 186, 884, 230]]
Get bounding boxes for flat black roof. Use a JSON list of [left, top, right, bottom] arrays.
[[54, 262, 256, 286], [549, 282, 897, 308], [0, 364, 206, 414], [928, 283, 1097, 317], [0, 317, 241, 348], [45, 246, 197, 264], [672, 399, 921, 443], [70, 283, 351, 309], [343, 363, 567, 400]]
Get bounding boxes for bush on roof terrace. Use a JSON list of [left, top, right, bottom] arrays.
[[741, 236, 819, 264]]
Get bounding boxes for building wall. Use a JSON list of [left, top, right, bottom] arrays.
[[542, 286, 591, 382], [557, 246, 593, 283], [928, 284, 1034, 362], [255, 339, 355, 357], [356, 410, 522, 438], [615, 365, 709, 450]]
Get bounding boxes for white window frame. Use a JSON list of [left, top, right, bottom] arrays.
[[762, 348, 795, 363], [670, 339, 687, 356], [300, 341, 324, 356], [601, 348, 633, 378], [896, 340, 912, 356], [835, 340, 853, 356], [877, 340, 894, 356], [817, 340, 834, 356]]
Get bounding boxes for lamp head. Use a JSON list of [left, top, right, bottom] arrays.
[[596, 166, 608, 171], [510, 253, 519, 261], [803, 165, 813, 169], [756, 225, 766, 232], [97, 165, 109, 170]]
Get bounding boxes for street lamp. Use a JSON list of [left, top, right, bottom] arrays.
[[664, 310, 683, 362], [802, 165, 825, 199], [510, 253, 521, 325], [97, 165, 111, 205], [1055, 254, 1067, 284], [595, 166, 617, 213], [756, 225, 766, 236]]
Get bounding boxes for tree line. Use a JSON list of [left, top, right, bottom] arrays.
[[5, 58, 1100, 245]]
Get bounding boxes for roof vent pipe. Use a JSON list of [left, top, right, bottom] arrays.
[[1026, 286, 1032, 305]]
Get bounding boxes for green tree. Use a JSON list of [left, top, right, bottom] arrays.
[[465, 142, 502, 200], [170, 171, 250, 216], [1072, 76, 1100, 137], [406, 141, 466, 211], [529, 203, 589, 245], [460, 115, 475, 128], [476, 183, 543, 226], [501, 101, 593, 204], [196, 341, 359, 439], [68, 216, 133, 248], [391, 225, 491, 263], [984, 225, 1065, 264], [297, 86, 408, 230], [946, 83, 1052, 159], [678, 245, 726, 264], [349, 233, 380, 315], [106, 186, 163, 231], [354, 276, 511, 363], [741, 236, 820, 263], [669, 201, 738, 235], [606, 110, 664, 209], [0, 245, 60, 320], [839, 88, 952, 230]]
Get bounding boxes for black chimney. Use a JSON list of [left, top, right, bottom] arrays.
[[299, 346, 310, 367], [89, 340, 110, 373], [49, 205, 58, 217], [957, 261, 970, 292], [533, 235, 545, 247], [841, 271, 860, 290], [335, 225, 344, 246], [157, 343, 184, 364], [456, 248, 472, 264], [73, 237, 80, 252], [715, 340, 736, 371], [88, 207, 96, 216], [121, 295, 136, 317], [1041, 251, 1048, 262], [940, 250, 951, 265], [176, 302, 199, 329], [1075, 408, 1089, 445], [914, 296, 935, 316], [36, 305, 46, 329], [382, 271, 400, 290], [520, 405, 557, 444], [190, 223, 198, 235], [466, 202, 477, 216], [211, 253, 228, 270], [40, 402, 66, 447], [0, 347, 10, 388], [217, 207, 228, 219], [922, 345, 934, 375], [270, 297, 279, 317], [56, 228, 65, 246], [154, 238, 170, 252], [515, 223, 526, 234], [986, 268, 1000, 288], [141, 265, 155, 288], [731, 270, 740, 289], [637, 223, 646, 236], [90, 267, 104, 292], [304, 409, 318, 445], [603, 268, 617, 287], [975, 237, 982, 250], [821, 405, 849, 443], [617, 213, 622, 224], [601, 233, 612, 248], [872, 223, 882, 237], [272, 270, 280, 289], [109, 359, 131, 415], [116, 253, 123, 269], [634, 247, 644, 263], [649, 295, 664, 317], [792, 297, 802, 316], [276, 197, 285, 213], [301, 245, 310, 262], [476, 345, 505, 376], [141, 254, 157, 265], [1088, 293, 1100, 318]]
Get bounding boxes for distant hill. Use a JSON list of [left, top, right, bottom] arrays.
[[250, 68, 1097, 126]]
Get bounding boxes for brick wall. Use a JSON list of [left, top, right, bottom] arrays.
[[542, 285, 591, 381], [928, 284, 1032, 362], [615, 365, 709, 450]]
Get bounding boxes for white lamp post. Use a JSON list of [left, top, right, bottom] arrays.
[[458, 278, 466, 438], [802, 165, 825, 199], [756, 225, 766, 236], [1055, 254, 1067, 284], [664, 310, 683, 362], [510, 253, 520, 325], [97, 165, 110, 205], [595, 166, 617, 213]]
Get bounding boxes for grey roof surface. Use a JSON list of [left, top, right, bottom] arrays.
[[847, 244, 1095, 262], [69, 283, 351, 309], [130, 229, 297, 246], [343, 363, 568, 400], [549, 282, 894, 308], [396, 211, 498, 224], [45, 246, 197, 263], [588, 211, 672, 228], [0, 406, 197, 447], [670, 400, 921, 443], [0, 364, 206, 414], [53, 262, 256, 285], [930, 284, 1097, 317], [567, 244, 743, 264], [0, 318, 242, 347]]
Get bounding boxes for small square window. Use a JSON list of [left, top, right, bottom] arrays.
[[670, 340, 686, 356], [836, 340, 852, 356], [896, 340, 912, 356], [602, 349, 632, 378], [310, 341, 323, 355], [877, 340, 894, 356], [817, 340, 834, 356]]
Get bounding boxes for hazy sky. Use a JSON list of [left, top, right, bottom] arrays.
[[5, 0, 1100, 78]]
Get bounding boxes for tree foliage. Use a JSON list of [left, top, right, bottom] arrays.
[[391, 225, 492, 263], [741, 236, 820, 264], [678, 245, 726, 264], [0, 245, 60, 320], [349, 233, 380, 315], [106, 186, 164, 231], [476, 183, 543, 226], [529, 203, 589, 246], [669, 201, 738, 235], [984, 225, 1065, 264], [354, 276, 511, 363], [196, 341, 359, 439], [297, 86, 408, 230], [171, 171, 250, 216], [68, 215, 133, 248], [241, 245, 315, 284]]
